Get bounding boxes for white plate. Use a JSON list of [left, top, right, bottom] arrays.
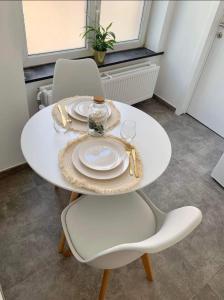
[[74, 100, 92, 117], [66, 102, 87, 122], [74, 100, 112, 118], [78, 139, 125, 171], [72, 146, 129, 180]]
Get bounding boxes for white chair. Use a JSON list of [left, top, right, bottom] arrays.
[[61, 190, 202, 299], [52, 58, 105, 104], [51, 58, 105, 211]]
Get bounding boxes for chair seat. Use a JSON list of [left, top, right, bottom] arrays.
[[64, 192, 156, 260]]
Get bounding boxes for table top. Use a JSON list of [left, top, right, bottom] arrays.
[[21, 101, 171, 195]]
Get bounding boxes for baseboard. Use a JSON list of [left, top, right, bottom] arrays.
[[0, 163, 29, 179], [153, 94, 176, 111]]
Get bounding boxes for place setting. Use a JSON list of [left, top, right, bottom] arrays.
[[52, 95, 120, 133], [58, 112, 143, 194]]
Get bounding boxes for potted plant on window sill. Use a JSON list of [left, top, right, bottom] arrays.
[[82, 23, 116, 64]]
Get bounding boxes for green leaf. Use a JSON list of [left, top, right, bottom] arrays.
[[108, 31, 116, 40], [81, 21, 116, 51], [106, 22, 112, 31], [100, 25, 106, 33], [82, 28, 95, 37], [102, 32, 108, 40], [107, 44, 114, 50], [83, 25, 95, 31]]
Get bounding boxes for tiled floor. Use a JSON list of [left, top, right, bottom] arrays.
[[1, 98, 224, 299]]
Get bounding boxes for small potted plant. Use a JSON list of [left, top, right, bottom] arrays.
[[82, 23, 116, 64]]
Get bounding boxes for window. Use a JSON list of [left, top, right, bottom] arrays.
[[21, 0, 150, 67], [22, 1, 87, 55], [100, 1, 145, 42]]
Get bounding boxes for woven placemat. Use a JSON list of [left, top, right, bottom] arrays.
[[59, 134, 143, 194], [52, 96, 120, 133]]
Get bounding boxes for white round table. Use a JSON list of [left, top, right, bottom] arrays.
[[21, 101, 171, 195]]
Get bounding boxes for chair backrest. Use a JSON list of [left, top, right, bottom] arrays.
[[84, 203, 202, 269], [51, 58, 105, 104]]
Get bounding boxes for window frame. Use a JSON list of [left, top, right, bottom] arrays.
[[20, 0, 151, 67]]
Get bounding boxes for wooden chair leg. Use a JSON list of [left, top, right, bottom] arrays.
[[62, 248, 72, 257], [99, 269, 111, 300], [141, 254, 153, 282], [70, 191, 79, 202], [58, 232, 66, 253], [58, 192, 79, 254]]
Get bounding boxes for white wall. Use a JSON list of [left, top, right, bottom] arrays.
[[155, 0, 220, 112], [146, 0, 175, 53], [0, 1, 29, 171]]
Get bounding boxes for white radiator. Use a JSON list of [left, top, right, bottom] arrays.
[[37, 62, 160, 107], [37, 84, 53, 108], [101, 63, 160, 105]]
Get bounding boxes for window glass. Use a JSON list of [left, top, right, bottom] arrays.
[[22, 1, 87, 55], [100, 0, 145, 42]]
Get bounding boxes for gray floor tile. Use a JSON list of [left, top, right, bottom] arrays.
[[192, 284, 221, 300], [209, 266, 224, 299]]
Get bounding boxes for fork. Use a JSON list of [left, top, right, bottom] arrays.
[[126, 147, 134, 176], [63, 105, 72, 124]]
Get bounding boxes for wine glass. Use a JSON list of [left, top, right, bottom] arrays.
[[53, 119, 68, 134], [120, 120, 136, 143]]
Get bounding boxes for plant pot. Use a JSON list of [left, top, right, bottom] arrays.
[[94, 50, 106, 64]]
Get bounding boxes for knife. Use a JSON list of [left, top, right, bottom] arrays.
[[57, 104, 67, 127], [126, 148, 134, 176], [131, 148, 139, 178]]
